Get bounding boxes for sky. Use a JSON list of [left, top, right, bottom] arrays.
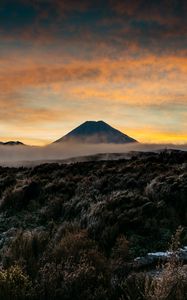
[[0, 0, 186, 145]]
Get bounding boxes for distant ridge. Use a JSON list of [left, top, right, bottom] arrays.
[[0, 141, 24, 146], [54, 121, 138, 144]]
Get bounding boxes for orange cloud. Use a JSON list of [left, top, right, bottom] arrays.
[[0, 46, 186, 145], [1, 53, 187, 92]]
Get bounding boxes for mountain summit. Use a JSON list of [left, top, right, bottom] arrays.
[[54, 121, 138, 144]]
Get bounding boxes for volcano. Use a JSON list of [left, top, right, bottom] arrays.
[[54, 121, 138, 144]]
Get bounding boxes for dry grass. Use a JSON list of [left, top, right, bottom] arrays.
[[144, 227, 187, 300]]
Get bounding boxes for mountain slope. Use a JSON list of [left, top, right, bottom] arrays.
[[54, 121, 137, 144]]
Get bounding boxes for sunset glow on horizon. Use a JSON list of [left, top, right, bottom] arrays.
[[0, 0, 186, 146]]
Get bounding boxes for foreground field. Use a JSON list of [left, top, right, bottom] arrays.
[[0, 150, 186, 299]]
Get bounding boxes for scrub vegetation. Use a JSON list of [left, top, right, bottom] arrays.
[[0, 150, 186, 299]]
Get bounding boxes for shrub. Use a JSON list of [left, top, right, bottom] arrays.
[[4, 230, 48, 277], [111, 235, 129, 261], [38, 250, 110, 300], [0, 181, 40, 211], [144, 226, 187, 300], [0, 265, 33, 300], [51, 229, 96, 264]]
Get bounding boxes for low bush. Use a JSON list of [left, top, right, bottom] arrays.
[[0, 265, 33, 300], [0, 151, 186, 299], [4, 230, 48, 277]]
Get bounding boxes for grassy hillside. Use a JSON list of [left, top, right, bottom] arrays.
[[0, 150, 186, 299]]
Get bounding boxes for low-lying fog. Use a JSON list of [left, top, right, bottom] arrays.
[[0, 142, 186, 167]]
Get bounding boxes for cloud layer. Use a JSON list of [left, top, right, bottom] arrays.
[[0, 142, 186, 167]]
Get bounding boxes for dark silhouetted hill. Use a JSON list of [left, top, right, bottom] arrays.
[[0, 141, 24, 146]]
